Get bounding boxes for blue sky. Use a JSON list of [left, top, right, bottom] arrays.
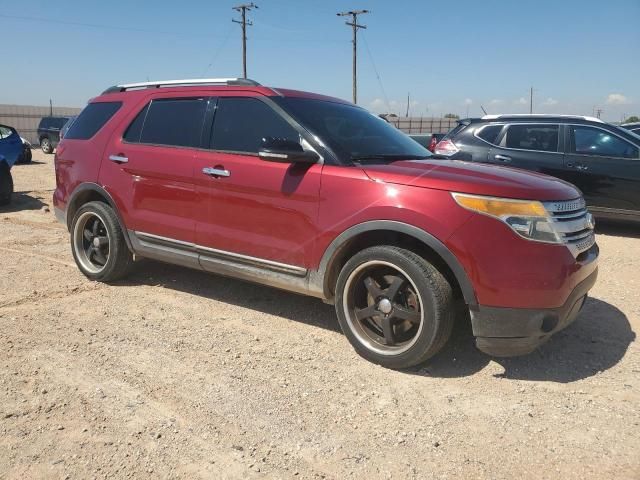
[[1, 0, 638, 122]]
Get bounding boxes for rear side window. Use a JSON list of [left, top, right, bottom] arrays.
[[570, 126, 639, 159], [123, 104, 149, 143], [501, 124, 559, 152], [0, 125, 17, 139], [65, 103, 121, 140], [137, 98, 207, 148], [210, 97, 299, 153], [476, 124, 503, 144]]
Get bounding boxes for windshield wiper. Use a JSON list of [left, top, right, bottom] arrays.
[[350, 154, 430, 163]]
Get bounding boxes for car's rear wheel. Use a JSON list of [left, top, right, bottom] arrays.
[[40, 137, 53, 154], [0, 165, 13, 206], [70, 201, 133, 282], [335, 245, 455, 369]]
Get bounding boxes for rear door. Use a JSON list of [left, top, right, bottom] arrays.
[[0, 125, 24, 167], [486, 123, 566, 178], [99, 94, 209, 243], [562, 124, 640, 211]]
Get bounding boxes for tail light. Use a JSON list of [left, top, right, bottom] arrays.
[[428, 136, 438, 153], [434, 139, 459, 156]]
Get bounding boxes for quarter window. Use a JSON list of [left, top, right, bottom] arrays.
[[476, 124, 503, 144], [210, 97, 299, 153], [137, 98, 207, 148], [570, 126, 639, 159], [64, 103, 121, 140], [501, 124, 559, 152]]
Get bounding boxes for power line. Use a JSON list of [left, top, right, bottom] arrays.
[[337, 9, 370, 104], [200, 24, 235, 77], [232, 3, 258, 79], [361, 32, 391, 112], [0, 13, 218, 37]]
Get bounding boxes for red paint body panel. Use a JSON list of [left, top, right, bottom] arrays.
[[194, 151, 322, 267], [362, 159, 581, 201], [446, 213, 597, 308]]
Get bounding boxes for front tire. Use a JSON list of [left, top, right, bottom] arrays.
[[70, 201, 133, 282], [335, 245, 455, 369]]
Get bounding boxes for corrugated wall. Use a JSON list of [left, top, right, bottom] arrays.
[[0, 104, 83, 145], [386, 116, 459, 134]]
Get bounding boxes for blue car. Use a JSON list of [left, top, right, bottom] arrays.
[[0, 124, 23, 205]]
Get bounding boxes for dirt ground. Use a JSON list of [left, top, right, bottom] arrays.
[[1, 150, 638, 480]]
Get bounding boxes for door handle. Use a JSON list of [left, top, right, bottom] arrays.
[[202, 167, 231, 178], [567, 162, 588, 171], [109, 154, 129, 164], [494, 154, 511, 162]]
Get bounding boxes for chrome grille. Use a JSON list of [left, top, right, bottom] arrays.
[[543, 198, 595, 258]]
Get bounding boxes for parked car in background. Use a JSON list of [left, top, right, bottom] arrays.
[[409, 133, 446, 152], [16, 137, 32, 164], [0, 124, 23, 205], [38, 116, 70, 154], [54, 78, 598, 368], [60, 116, 77, 140], [621, 122, 640, 135], [435, 114, 640, 222]]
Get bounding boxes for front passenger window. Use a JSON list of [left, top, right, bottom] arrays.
[[210, 97, 300, 154], [570, 126, 639, 159]]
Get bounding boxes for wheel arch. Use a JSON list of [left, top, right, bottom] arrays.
[[315, 221, 477, 307], [65, 183, 133, 251]]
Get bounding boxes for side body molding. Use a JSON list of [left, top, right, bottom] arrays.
[[311, 220, 478, 307]]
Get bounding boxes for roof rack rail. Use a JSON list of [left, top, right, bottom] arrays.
[[481, 114, 604, 123], [102, 78, 261, 94]]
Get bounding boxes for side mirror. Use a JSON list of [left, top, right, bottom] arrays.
[[258, 137, 319, 164]]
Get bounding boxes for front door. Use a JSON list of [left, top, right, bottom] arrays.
[[562, 124, 640, 212], [194, 96, 322, 269]]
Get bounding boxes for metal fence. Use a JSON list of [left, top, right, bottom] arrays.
[[386, 116, 459, 134], [0, 104, 83, 145]]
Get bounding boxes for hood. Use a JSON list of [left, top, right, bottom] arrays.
[[361, 159, 580, 201]]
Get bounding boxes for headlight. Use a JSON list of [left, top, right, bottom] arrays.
[[452, 193, 562, 244]]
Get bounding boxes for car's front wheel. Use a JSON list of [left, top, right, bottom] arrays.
[[335, 245, 455, 369], [40, 137, 53, 154], [70, 201, 133, 282]]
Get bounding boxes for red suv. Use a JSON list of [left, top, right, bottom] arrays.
[[54, 78, 599, 369]]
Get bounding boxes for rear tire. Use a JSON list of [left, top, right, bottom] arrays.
[[40, 137, 53, 154], [0, 164, 13, 206], [70, 201, 133, 282], [335, 245, 455, 369]]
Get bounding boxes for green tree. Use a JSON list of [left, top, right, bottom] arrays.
[[444, 113, 459, 119], [623, 115, 639, 123]]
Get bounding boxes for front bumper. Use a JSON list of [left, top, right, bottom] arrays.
[[471, 267, 598, 357]]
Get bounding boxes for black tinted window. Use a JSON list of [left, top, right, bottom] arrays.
[[571, 126, 639, 159], [65, 103, 121, 140], [502, 124, 559, 152], [123, 104, 149, 143], [140, 98, 207, 148], [274, 97, 429, 161], [211, 97, 299, 153], [476, 124, 502, 144]]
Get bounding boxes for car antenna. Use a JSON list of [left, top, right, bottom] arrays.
[[480, 105, 488, 115]]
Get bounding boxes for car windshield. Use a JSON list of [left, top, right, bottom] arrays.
[[275, 97, 430, 163]]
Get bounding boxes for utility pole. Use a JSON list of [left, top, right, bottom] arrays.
[[405, 92, 410, 117], [337, 9, 370, 104], [232, 3, 258, 79], [529, 86, 534, 114], [596, 108, 603, 119]]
